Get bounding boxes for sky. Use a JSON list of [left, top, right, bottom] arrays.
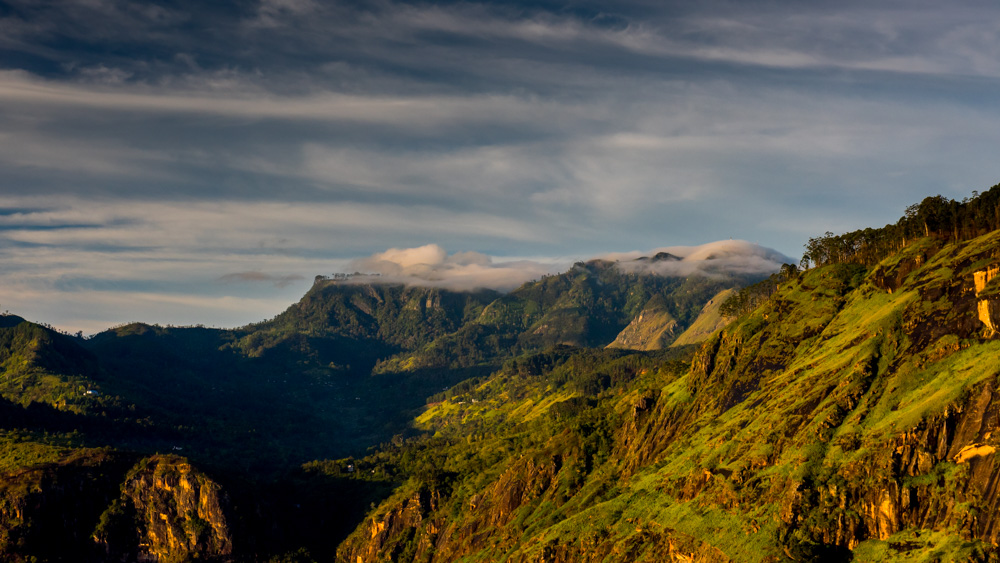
[[2, 0, 1000, 333]]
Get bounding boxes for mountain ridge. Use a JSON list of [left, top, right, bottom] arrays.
[[333, 227, 1000, 561], [6, 186, 1000, 561]]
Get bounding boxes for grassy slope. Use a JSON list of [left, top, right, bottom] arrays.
[[670, 287, 735, 347], [333, 232, 1000, 562]]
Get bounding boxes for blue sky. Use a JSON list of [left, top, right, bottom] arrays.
[[1, 0, 999, 332]]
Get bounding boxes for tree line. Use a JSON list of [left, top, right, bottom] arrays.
[[719, 264, 799, 318], [801, 183, 1000, 269]]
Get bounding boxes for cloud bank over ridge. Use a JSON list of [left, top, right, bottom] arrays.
[[336, 241, 791, 292], [345, 244, 563, 291], [612, 240, 793, 278]]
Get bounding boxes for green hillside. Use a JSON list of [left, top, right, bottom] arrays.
[[6, 185, 1000, 561], [0, 248, 763, 561], [376, 260, 756, 372], [332, 225, 1000, 562]]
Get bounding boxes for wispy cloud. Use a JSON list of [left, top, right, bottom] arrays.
[[218, 271, 304, 288], [336, 240, 790, 292]]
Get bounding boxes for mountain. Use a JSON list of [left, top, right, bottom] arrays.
[[0, 250, 768, 562], [374, 259, 756, 373], [66, 260, 759, 475], [0, 316, 102, 413], [331, 222, 1000, 561], [15, 182, 1000, 562], [9, 191, 1000, 561]]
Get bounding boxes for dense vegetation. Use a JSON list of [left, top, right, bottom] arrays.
[[332, 224, 1000, 562], [802, 183, 1000, 268], [0, 251, 759, 561], [719, 263, 800, 318], [7, 186, 1000, 561]]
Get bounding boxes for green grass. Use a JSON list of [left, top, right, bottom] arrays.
[[0, 433, 67, 473], [852, 528, 992, 562]]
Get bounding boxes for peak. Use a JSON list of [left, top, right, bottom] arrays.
[[650, 252, 682, 262]]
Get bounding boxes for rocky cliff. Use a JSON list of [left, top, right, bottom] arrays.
[[95, 455, 234, 563]]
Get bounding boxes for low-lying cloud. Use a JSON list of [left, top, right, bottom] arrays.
[[612, 240, 793, 278], [337, 240, 792, 292], [344, 244, 562, 291]]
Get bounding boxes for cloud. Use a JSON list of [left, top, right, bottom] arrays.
[[218, 271, 304, 288], [338, 240, 791, 293], [612, 240, 793, 278], [344, 244, 563, 291]]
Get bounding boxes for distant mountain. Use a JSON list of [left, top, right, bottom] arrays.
[[9, 187, 1000, 561], [375, 258, 759, 373]]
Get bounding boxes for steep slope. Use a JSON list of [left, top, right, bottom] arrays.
[[229, 281, 500, 367], [0, 250, 775, 561], [80, 284, 503, 471], [332, 230, 1000, 562], [76, 261, 757, 475], [670, 287, 735, 347], [94, 455, 234, 563], [0, 446, 242, 563], [0, 448, 136, 562], [606, 294, 678, 350]]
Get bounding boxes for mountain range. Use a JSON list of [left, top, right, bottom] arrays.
[[3, 186, 1000, 561]]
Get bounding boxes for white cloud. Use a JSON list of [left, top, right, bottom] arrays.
[[338, 240, 791, 293], [0, 197, 563, 333], [0, 70, 572, 127], [344, 244, 563, 291], [611, 240, 792, 278]]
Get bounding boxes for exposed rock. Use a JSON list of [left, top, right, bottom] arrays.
[[607, 307, 677, 351], [96, 455, 234, 563], [872, 254, 924, 293], [955, 443, 996, 464], [975, 265, 1000, 335], [974, 265, 1000, 295], [671, 288, 736, 347]]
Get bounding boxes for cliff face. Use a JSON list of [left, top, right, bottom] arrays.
[[334, 231, 1000, 562], [607, 301, 677, 351], [974, 264, 1000, 335], [96, 455, 234, 563], [0, 447, 236, 563], [797, 382, 1000, 548]]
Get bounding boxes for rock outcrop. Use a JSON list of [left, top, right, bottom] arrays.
[[975, 265, 1000, 335], [95, 455, 234, 562]]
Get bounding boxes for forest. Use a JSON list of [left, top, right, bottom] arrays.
[[801, 183, 1000, 268]]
